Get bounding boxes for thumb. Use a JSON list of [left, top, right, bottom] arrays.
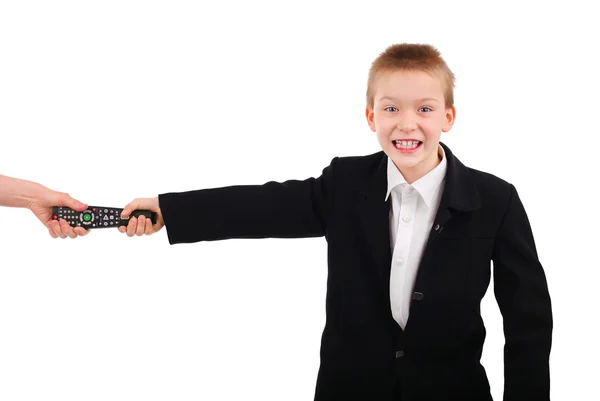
[[61, 193, 88, 211], [121, 199, 142, 218]]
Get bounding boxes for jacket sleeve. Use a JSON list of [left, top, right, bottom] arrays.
[[157, 157, 338, 244], [492, 184, 553, 401]]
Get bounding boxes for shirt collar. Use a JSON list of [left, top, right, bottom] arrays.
[[385, 145, 447, 208]]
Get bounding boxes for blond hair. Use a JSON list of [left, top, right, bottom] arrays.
[[366, 43, 455, 109]]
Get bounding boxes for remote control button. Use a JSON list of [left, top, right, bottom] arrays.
[[80, 214, 93, 223]]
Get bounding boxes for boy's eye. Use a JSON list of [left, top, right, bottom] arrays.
[[419, 107, 433, 112], [384, 106, 398, 112]]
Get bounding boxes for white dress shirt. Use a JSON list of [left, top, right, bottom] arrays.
[[385, 145, 447, 329]]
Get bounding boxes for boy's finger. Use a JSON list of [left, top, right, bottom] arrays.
[[121, 200, 140, 218], [126, 217, 137, 237], [145, 217, 153, 235], [136, 216, 146, 236]]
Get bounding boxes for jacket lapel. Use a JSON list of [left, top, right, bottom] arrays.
[[411, 142, 482, 295], [355, 154, 393, 305]]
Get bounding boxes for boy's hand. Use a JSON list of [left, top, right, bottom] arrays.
[[29, 190, 90, 239], [119, 197, 164, 237]]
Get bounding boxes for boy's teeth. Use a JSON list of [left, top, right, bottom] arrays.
[[394, 140, 421, 149]]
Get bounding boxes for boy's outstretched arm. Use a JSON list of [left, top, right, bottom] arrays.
[[118, 158, 337, 243], [0, 174, 89, 239], [492, 184, 553, 401]]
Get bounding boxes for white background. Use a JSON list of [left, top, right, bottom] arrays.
[[0, 1, 598, 400]]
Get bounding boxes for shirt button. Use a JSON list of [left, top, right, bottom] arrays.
[[406, 187, 413, 194], [402, 215, 411, 223], [396, 258, 404, 266], [395, 350, 404, 358]]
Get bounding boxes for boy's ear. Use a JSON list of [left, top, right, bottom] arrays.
[[365, 108, 376, 132], [442, 105, 456, 133]]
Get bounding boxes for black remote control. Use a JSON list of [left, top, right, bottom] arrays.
[[51, 206, 157, 229]]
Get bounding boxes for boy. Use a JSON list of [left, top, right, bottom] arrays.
[[119, 44, 552, 401]]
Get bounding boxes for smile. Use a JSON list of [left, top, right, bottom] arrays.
[[392, 140, 423, 153]]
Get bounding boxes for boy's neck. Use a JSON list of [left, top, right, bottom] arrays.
[[398, 146, 443, 185]]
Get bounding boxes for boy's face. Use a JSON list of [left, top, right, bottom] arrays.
[[366, 69, 456, 184]]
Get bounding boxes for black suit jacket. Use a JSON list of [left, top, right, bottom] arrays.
[[158, 142, 552, 401]]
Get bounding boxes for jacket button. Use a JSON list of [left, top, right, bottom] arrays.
[[412, 292, 424, 300], [395, 350, 404, 358]]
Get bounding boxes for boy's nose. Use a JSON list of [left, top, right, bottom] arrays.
[[396, 119, 418, 132]]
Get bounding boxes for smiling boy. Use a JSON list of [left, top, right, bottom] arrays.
[[120, 43, 552, 401]]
